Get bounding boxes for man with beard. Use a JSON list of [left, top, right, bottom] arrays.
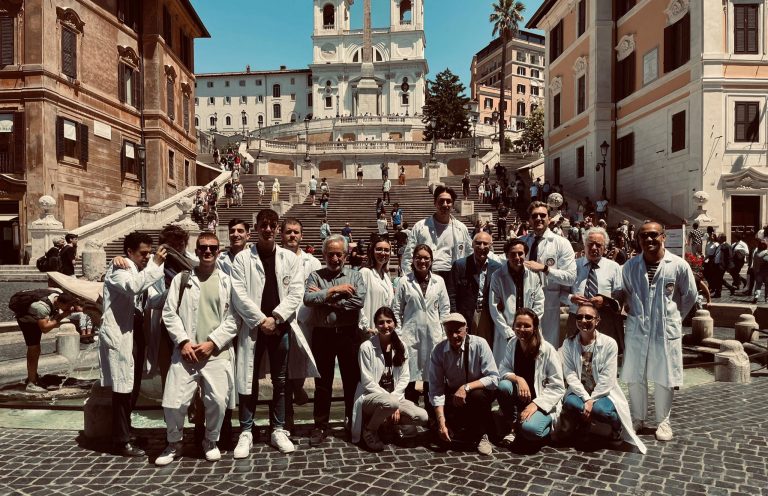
[[217, 218, 251, 275]]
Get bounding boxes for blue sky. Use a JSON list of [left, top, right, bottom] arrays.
[[190, 0, 544, 90]]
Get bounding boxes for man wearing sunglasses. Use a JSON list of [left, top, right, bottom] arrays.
[[520, 201, 576, 347], [621, 222, 696, 442], [230, 209, 313, 456], [156, 233, 238, 465]]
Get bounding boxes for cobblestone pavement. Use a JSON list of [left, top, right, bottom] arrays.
[[1, 377, 766, 496]]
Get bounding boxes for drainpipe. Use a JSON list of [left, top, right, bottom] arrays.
[[137, 4, 148, 207], [610, 6, 618, 205]]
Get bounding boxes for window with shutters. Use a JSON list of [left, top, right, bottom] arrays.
[[576, 146, 585, 178], [734, 4, 759, 55], [517, 84, 525, 94], [183, 94, 190, 131], [531, 69, 540, 79], [118, 63, 139, 107], [735, 101, 759, 142], [664, 13, 690, 73], [273, 104, 281, 119], [168, 149, 175, 180], [117, 0, 138, 32], [0, 16, 14, 67], [166, 79, 175, 120], [0, 113, 24, 174], [61, 27, 77, 78], [550, 20, 564, 62], [517, 67, 526, 76], [577, 75, 586, 114], [616, 133, 634, 169], [206, 81, 214, 88], [516, 101, 526, 116], [614, 0, 636, 21], [273, 84, 281, 98], [531, 86, 540, 96], [577, 0, 586, 37], [225, 115, 232, 127], [671, 110, 686, 152], [307, 93, 313, 107], [616, 52, 635, 100], [240, 96, 247, 104], [553, 93, 561, 128], [122, 140, 138, 176], [56, 117, 88, 166], [239, 80, 246, 87], [163, 6, 172, 48]]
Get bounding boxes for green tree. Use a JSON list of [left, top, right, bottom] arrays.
[[490, 0, 526, 153], [421, 68, 471, 140], [521, 104, 544, 152]]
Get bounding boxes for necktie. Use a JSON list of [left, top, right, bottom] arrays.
[[585, 262, 598, 299], [530, 236, 542, 261]]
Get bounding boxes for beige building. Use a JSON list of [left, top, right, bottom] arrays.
[[528, 0, 766, 242], [470, 30, 545, 139], [0, 0, 208, 264]]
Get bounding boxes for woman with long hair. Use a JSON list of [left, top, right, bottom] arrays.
[[392, 244, 450, 420], [351, 307, 428, 450], [359, 236, 394, 335], [496, 308, 565, 446]]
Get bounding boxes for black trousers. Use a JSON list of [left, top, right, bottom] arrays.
[[405, 381, 435, 420], [112, 321, 145, 445], [312, 326, 361, 429], [441, 389, 496, 444]]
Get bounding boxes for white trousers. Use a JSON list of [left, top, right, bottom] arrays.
[[627, 382, 674, 425], [362, 392, 429, 431], [161, 356, 234, 443]]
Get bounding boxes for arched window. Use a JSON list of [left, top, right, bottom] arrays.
[[400, 0, 412, 24], [273, 104, 281, 119], [194, 116, 199, 127], [516, 102, 526, 116], [323, 4, 335, 28], [209, 116, 216, 127], [258, 114, 264, 125], [290, 113, 297, 123], [225, 115, 232, 126], [273, 84, 281, 98]]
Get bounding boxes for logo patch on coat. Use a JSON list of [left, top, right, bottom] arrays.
[[283, 276, 291, 286]]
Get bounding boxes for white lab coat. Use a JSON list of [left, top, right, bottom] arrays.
[[161, 269, 239, 408], [99, 259, 164, 394], [230, 245, 318, 396], [400, 216, 473, 275], [520, 229, 576, 346], [392, 273, 450, 381], [498, 338, 565, 426], [560, 333, 646, 453], [296, 250, 323, 346], [620, 250, 697, 388], [358, 267, 394, 331], [351, 335, 410, 443], [488, 266, 545, 366]]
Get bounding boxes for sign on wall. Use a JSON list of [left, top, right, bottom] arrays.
[[93, 121, 112, 140], [0, 114, 13, 133]]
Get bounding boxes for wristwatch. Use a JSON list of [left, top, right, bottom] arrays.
[[464, 384, 471, 393], [542, 264, 549, 274]]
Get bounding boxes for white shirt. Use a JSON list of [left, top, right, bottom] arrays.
[[383, 179, 391, 192], [309, 178, 318, 190], [568, 256, 624, 313], [596, 199, 608, 212], [377, 218, 388, 234]]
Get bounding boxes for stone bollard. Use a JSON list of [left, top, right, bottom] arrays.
[[691, 309, 714, 344], [84, 382, 113, 439], [56, 322, 80, 363], [81, 239, 106, 281], [714, 340, 751, 383], [734, 314, 759, 343]]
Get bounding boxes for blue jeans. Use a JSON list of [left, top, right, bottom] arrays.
[[239, 328, 290, 431], [562, 392, 620, 431], [497, 379, 552, 440]]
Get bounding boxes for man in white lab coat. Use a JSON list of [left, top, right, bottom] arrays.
[[155, 232, 239, 465], [520, 201, 576, 346], [621, 221, 696, 441], [100, 232, 166, 457]]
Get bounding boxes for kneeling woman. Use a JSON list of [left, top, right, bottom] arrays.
[[560, 303, 646, 453], [351, 307, 429, 450], [497, 308, 565, 443]]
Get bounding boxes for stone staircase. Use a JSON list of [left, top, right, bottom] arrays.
[[0, 265, 49, 282]]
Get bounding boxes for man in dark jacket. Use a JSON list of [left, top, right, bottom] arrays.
[[445, 232, 502, 347]]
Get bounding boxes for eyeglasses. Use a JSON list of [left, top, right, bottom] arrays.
[[531, 213, 548, 219], [575, 314, 595, 321], [197, 244, 219, 253], [374, 248, 391, 254], [639, 231, 662, 240], [259, 222, 278, 230], [414, 256, 431, 262]]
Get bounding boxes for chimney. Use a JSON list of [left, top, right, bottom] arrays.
[[280, 65, 287, 70], [246, 64, 251, 73]]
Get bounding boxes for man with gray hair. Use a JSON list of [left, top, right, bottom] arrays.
[[566, 227, 625, 351], [304, 234, 367, 446]]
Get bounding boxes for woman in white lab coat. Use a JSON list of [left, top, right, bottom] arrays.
[[559, 303, 646, 453], [392, 244, 450, 417], [351, 306, 428, 450], [359, 236, 394, 334]]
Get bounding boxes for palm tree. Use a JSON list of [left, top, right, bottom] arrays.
[[490, 0, 525, 154]]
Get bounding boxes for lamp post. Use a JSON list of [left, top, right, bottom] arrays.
[[257, 121, 262, 160], [429, 116, 437, 162], [304, 115, 311, 165], [595, 140, 609, 199], [471, 114, 478, 158], [136, 143, 149, 207], [241, 110, 247, 145], [491, 110, 499, 143]]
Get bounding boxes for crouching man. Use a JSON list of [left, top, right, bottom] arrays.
[[155, 233, 238, 465]]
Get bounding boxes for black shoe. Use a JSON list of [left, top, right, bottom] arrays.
[[113, 442, 145, 457]]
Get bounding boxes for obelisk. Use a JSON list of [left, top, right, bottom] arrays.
[[356, 0, 379, 115]]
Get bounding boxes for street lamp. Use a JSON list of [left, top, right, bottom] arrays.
[[256, 120, 263, 160], [429, 116, 437, 162], [491, 110, 499, 143], [595, 140, 609, 199], [471, 114, 478, 158], [136, 143, 149, 207], [241, 110, 247, 145], [304, 115, 312, 164]]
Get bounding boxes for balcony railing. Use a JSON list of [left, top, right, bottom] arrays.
[[254, 138, 493, 156]]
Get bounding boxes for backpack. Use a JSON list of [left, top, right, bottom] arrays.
[[9, 288, 60, 317], [36, 253, 61, 272]]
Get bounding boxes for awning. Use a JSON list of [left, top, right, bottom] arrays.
[[0, 214, 18, 222]]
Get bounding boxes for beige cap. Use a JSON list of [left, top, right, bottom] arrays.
[[442, 312, 467, 326]]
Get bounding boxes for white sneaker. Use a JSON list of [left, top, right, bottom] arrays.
[[25, 382, 47, 394], [655, 421, 673, 441], [233, 431, 253, 459], [155, 442, 181, 466], [271, 428, 295, 453], [203, 439, 221, 462], [477, 434, 493, 455]]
